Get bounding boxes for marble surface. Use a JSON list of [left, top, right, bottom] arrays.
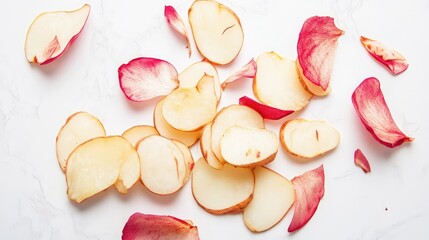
[[1, 0, 429, 239]]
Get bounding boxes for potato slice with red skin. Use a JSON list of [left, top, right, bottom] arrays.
[[162, 74, 217, 131], [211, 105, 264, 163], [25, 4, 90, 64], [222, 58, 257, 88], [297, 16, 344, 94], [188, 0, 244, 65], [66, 136, 139, 203], [288, 165, 325, 232], [137, 135, 186, 195], [192, 158, 254, 214], [164, 5, 192, 57], [200, 122, 224, 169], [122, 213, 200, 240], [56, 111, 106, 172], [154, 98, 201, 147], [172, 140, 194, 184], [352, 77, 413, 148], [178, 61, 221, 101], [122, 125, 159, 148], [220, 126, 279, 168], [354, 149, 371, 173], [360, 36, 408, 75], [280, 119, 340, 159], [118, 57, 178, 102], [243, 167, 295, 232], [239, 96, 294, 120], [254, 52, 312, 111]]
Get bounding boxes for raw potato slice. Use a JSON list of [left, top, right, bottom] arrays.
[[154, 98, 201, 146], [220, 126, 279, 168], [66, 136, 139, 203], [137, 135, 186, 195], [172, 140, 194, 184], [122, 213, 200, 240], [122, 125, 159, 147], [25, 4, 90, 64], [243, 167, 295, 232], [114, 149, 141, 194], [200, 122, 224, 169], [280, 119, 340, 159], [211, 105, 264, 163], [56, 112, 106, 172], [178, 61, 221, 101], [188, 0, 244, 65], [162, 74, 217, 131], [192, 158, 254, 214], [254, 52, 312, 111]]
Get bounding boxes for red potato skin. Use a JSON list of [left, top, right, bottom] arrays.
[[360, 36, 408, 75], [122, 213, 200, 240], [354, 149, 371, 173], [351, 77, 413, 148], [239, 96, 294, 120], [288, 165, 324, 233], [297, 16, 344, 90]]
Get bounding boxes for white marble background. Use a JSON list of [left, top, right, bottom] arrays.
[[1, 0, 429, 239]]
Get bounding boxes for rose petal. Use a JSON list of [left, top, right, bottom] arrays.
[[360, 36, 408, 75], [118, 57, 178, 102], [239, 96, 294, 120], [354, 149, 371, 173], [288, 165, 325, 232], [122, 213, 200, 240], [352, 77, 413, 148], [222, 59, 257, 88], [164, 5, 192, 57], [297, 16, 344, 90]]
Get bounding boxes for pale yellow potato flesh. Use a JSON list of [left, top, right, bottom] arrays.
[[192, 158, 255, 214], [296, 59, 331, 96], [200, 122, 224, 169], [122, 125, 159, 148], [243, 167, 295, 232], [188, 0, 244, 65]]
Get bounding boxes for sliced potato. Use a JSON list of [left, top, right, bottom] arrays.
[[178, 61, 221, 101], [254, 52, 312, 111], [220, 126, 278, 168], [243, 167, 295, 232], [192, 158, 254, 214], [211, 105, 264, 163], [56, 111, 106, 172], [200, 122, 224, 169], [137, 135, 186, 195], [280, 119, 340, 158], [172, 140, 194, 184], [188, 0, 244, 65], [162, 74, 217, 131], [122, 125, 159, 148], [297, 59, 331, 96], [66, 136, 139, 203], [154, 98, 201, 147]]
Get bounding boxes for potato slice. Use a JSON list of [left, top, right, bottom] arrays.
[[56, 111, 106, 172], [122, 125, 159, 148], [211, 105, 264, 163], [254, 52, 312, 111], [188, 0, 244, 65], [154, 98, 201, 146], [178, 61, 221, 101], [280, 119, 340, 158], [220, 126, 279, 168], [137, 135, 186, 195], [243, 167, 295, 232], [162, 74, 217, 131], [172, 140, 194, 184], [200, 122, 223, 169], [66, 136, 139, 203], [191, 158, 254, 214]]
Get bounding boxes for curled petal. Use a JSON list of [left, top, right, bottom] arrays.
[[164, 6, 192, 57], [354, 149, 371, 173], [222, 59, 257, 88], [352, 77, 413, 148], [239, 96, 293, 120]]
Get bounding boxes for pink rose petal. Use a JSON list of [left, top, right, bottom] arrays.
[[239, 96, 294, 120], [222, 58, 257, 88], [354, 149, 371, 173], [164, 5, 192, 57]]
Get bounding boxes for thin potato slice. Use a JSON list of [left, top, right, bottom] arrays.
[[200, 122, 223, 169], [122, 125, 159, 148]]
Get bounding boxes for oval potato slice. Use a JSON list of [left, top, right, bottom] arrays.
[[122, 125, 159, 148]]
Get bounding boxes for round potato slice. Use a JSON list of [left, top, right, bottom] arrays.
[[122, 125, 159, 148]]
